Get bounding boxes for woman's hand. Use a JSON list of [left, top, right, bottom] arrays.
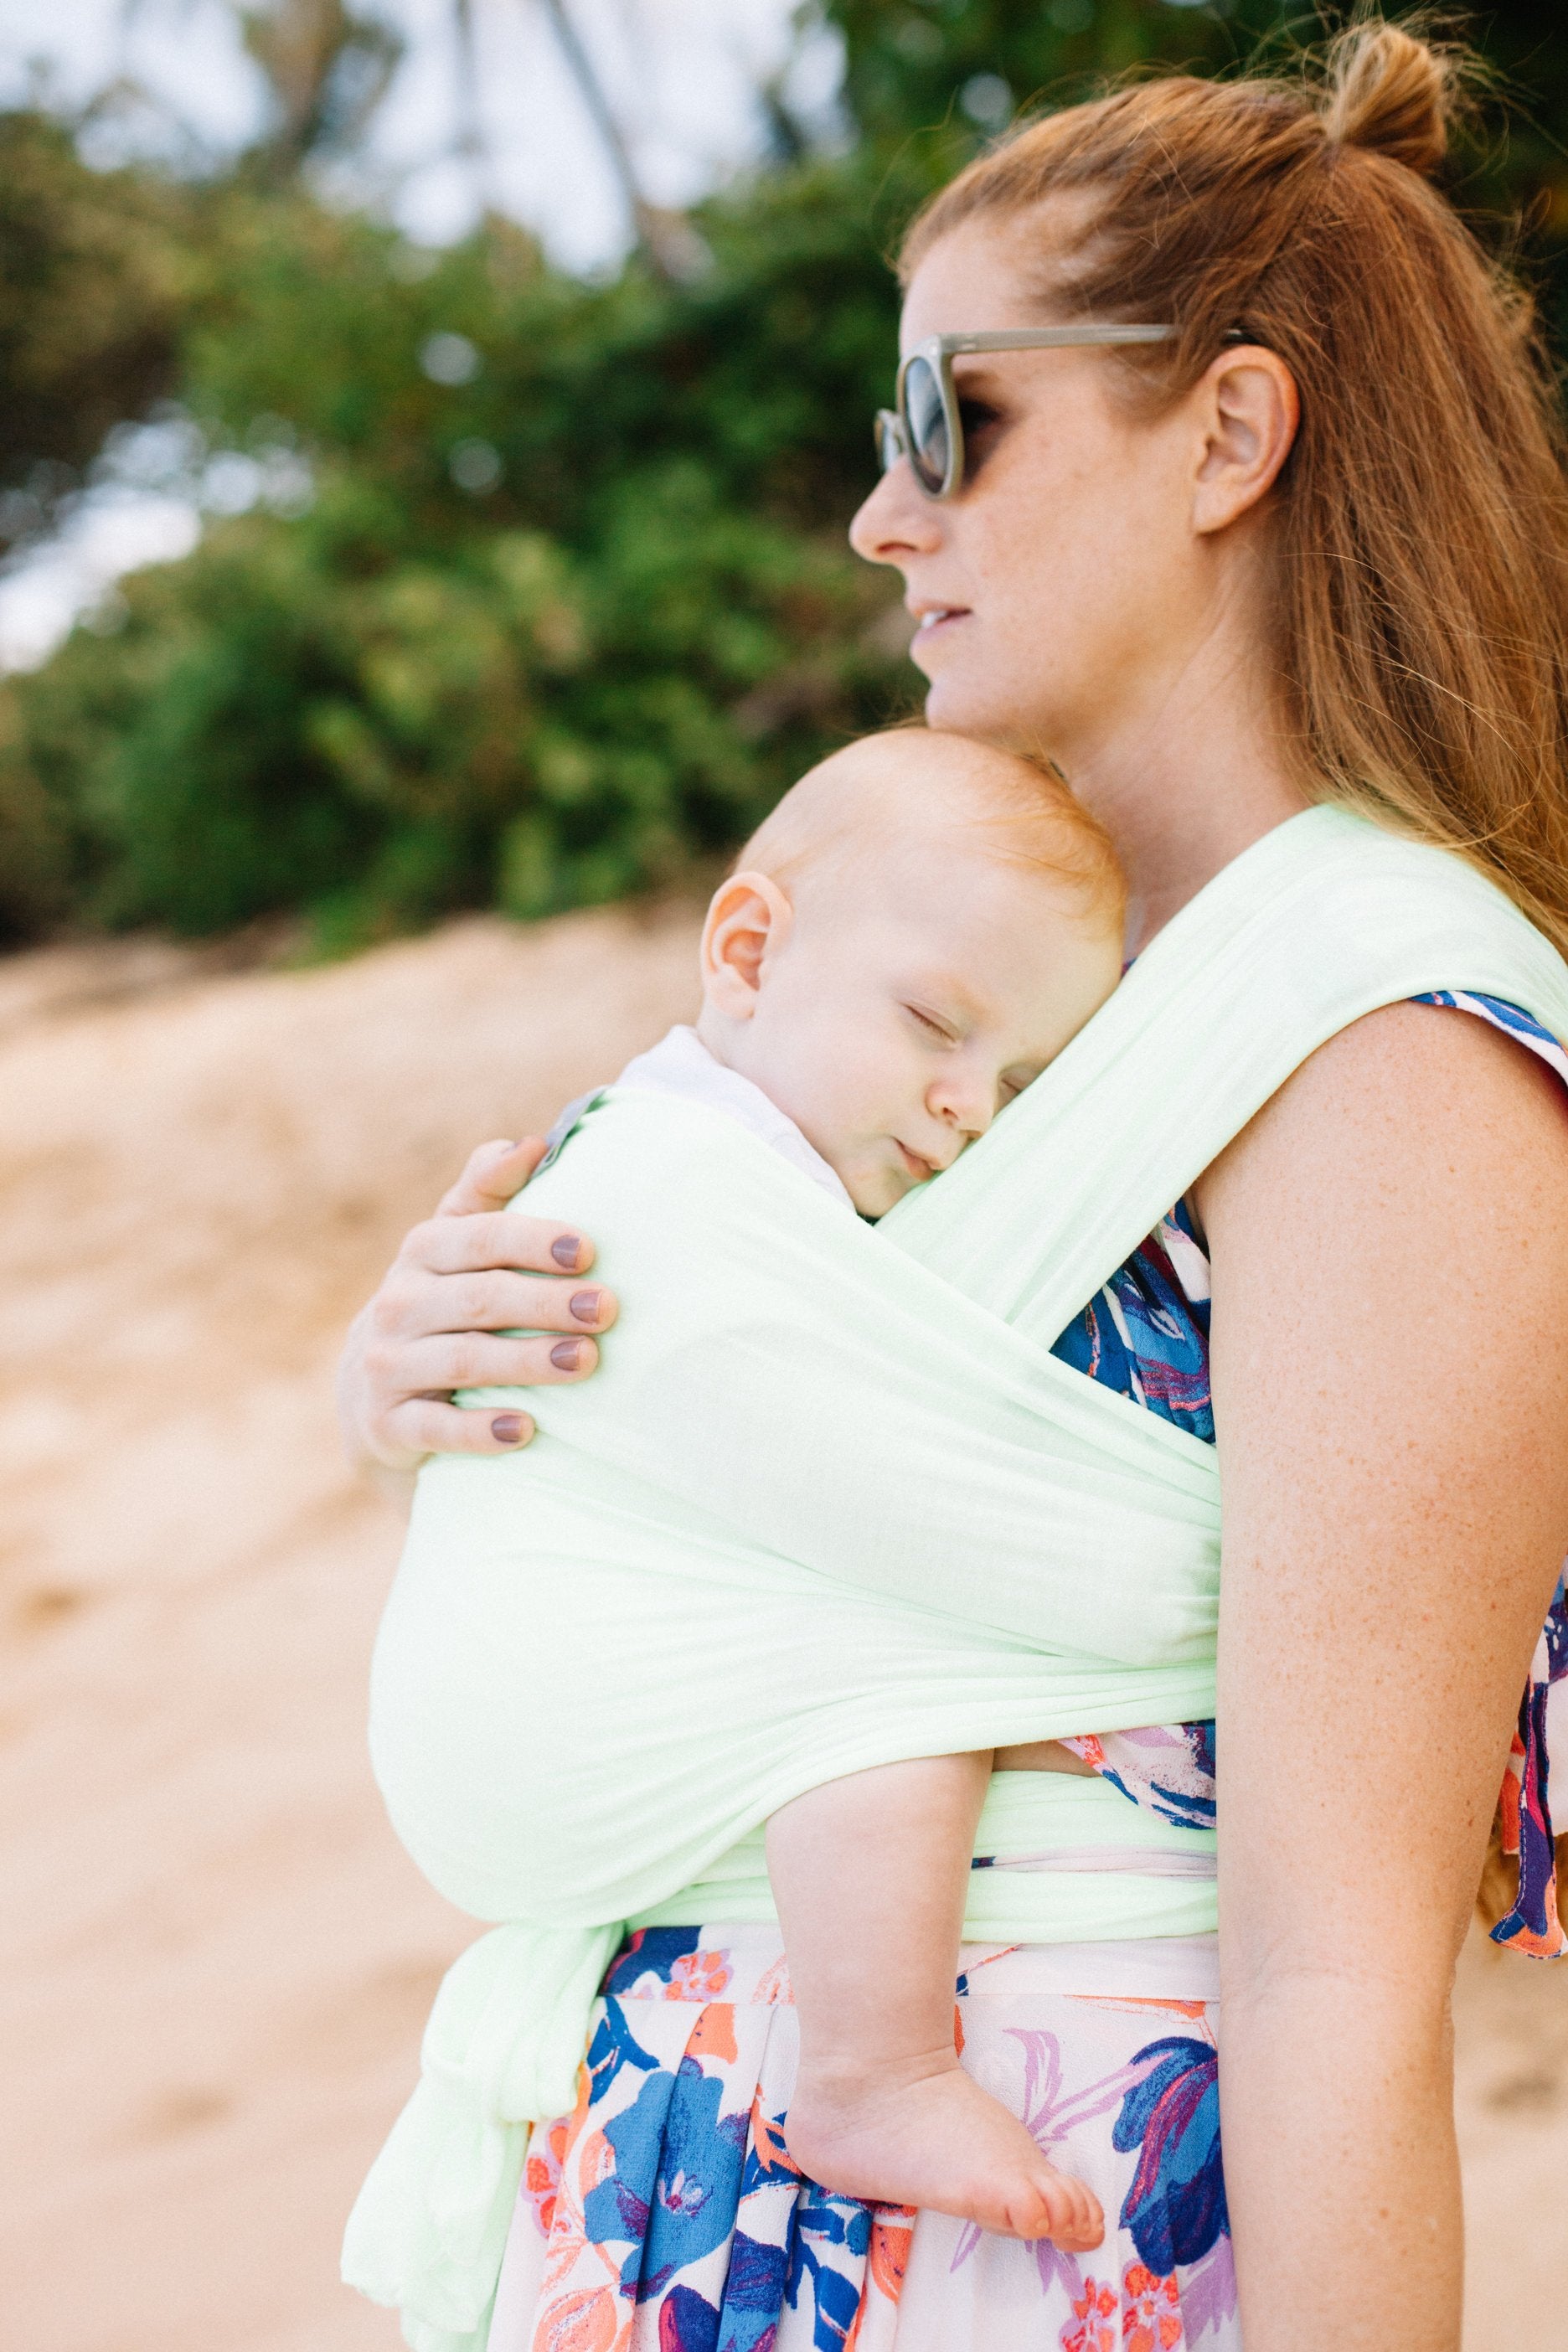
[[337, 1135, 618, 1479]]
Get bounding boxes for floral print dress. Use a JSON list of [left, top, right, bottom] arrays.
[[486, 993, 1567, 2352]]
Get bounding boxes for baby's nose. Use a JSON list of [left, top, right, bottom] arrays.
[[931, 1075, 995, 1139]]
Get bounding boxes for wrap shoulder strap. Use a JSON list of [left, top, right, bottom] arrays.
[[886, 807, 1568, 1337]]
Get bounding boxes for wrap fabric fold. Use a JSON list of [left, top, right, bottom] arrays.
[[627, 1772, 1220, 1940], [344, 807, 1568, 2349], [347, 1921, 622, 2351]]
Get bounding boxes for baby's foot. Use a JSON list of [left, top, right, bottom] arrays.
[[783, 2055, 1104, 2245]]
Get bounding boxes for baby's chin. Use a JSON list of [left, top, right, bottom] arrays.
[[839, 1154, 921, 1221]]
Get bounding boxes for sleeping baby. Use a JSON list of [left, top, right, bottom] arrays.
[[617, 728, 1123, 2244], [359, 729, 1132, 2295]]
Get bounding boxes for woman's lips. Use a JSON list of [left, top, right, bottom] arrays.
[[913, 606, 969, 639]]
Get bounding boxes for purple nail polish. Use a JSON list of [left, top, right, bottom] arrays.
[[551, 1234, 584, 1270], [569, 1289, 601, 1324], [490, 1413, 528, 1445], [549, 1339, 582, 1371]]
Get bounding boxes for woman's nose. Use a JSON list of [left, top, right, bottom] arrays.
[[848, 461, 943, 566]]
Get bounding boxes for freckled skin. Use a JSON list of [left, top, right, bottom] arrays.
[[338, 199, 1568, 2352], [849, 216, 1308, 952], [843, 219, 1568, 2349]]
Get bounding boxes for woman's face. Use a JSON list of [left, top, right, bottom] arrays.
[[849, 217, 1247, 764]]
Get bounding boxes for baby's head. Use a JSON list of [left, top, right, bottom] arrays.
[[697, 729, 1125, 1216]]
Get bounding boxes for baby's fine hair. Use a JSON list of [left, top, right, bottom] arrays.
[[736, 725, 1126, 935]]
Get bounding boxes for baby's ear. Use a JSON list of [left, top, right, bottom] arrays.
[[701, 869, 793, 1018]]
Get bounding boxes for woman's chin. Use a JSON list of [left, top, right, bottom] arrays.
[[918, 668, 1033, 748], [916, 666, 975, 731]]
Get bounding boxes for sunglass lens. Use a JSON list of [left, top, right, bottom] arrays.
[[874, 410, 904, 473], [902, 356, 950, 494]]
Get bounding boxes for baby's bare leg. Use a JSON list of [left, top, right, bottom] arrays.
[[765, 1756, 1104, 2245]]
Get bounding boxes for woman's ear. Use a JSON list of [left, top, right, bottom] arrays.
[[1191, 345, 1300, 536], [700, 869, 794, 1019]]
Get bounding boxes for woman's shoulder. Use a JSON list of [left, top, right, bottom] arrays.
[[1414, 988, 1568, 1091], [1296, 990, 1568, 1132], [1215, 988, 1568, 1186], [1193, 984, 1568, 1350]]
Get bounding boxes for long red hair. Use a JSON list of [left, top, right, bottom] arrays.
[[903, 18, 1568, 958]]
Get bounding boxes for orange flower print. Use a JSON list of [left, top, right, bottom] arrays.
[[524, 2152, 558, 2239], [1060, 2274, 1118, 2352], [745, 2092, 799, 2182], [867, 2206, 914, 2303], [664, 1948, 733, 2000], [535, 2281, 619, 2352], [686, 2000, 738, 2066], [525, 2115, 570, 2237], [752, 1952, 794, 2004], [575, 2123, 617, 2205], [1122, 2259, 1185, 2351]]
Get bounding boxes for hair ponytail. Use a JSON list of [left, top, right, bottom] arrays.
[[1320, 18, 1457, 175], [902, 17, 1568, 960]]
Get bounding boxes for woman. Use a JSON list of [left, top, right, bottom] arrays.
[[338, 24, 1568, 2350]]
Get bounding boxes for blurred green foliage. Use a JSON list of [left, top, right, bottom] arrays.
[[3, 1, 1568, 949], [0, 111, 188, 539], [834, 0, 1568, 267], [0, 156, 915, 946]]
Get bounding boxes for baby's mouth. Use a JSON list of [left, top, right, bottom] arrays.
[[895, 1142, 939, 1182]]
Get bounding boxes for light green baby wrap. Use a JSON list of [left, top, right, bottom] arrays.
[[344, 807, 1568, 2352]]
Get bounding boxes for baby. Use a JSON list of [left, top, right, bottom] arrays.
[[593, 726, 1124, 2244]]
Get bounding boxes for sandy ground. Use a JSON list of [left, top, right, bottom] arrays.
[[0, 907, 1563, 2352]]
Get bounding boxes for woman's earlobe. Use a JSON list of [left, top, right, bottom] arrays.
[[1192, 347, 1300, 536]]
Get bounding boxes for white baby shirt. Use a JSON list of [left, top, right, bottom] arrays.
[[611, 1025, 854, 1209]]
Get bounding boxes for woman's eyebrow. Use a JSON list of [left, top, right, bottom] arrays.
[[948, 358, 1005, 395]]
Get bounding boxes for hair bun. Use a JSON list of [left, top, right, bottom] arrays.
[[1320, 20, 1457, 178]]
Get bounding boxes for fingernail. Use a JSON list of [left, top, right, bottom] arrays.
[[490, 1413, 529, 1445], [569, 1289, 601, 1324], [549, 1339, 583, 1371], [551, 1234, 585, 1270]]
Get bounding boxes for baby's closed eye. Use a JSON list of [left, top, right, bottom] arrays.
[[904, 1003, 959, 1043]]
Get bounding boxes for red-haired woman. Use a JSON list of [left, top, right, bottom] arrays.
[[338, 25, 1568, 2349]]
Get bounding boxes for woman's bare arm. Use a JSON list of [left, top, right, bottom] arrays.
[[336, 1135, 617, 1482], [1197, 1002, 1568, 2351]]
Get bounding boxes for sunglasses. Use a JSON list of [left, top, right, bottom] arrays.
[[874, 326, 1177, 501]]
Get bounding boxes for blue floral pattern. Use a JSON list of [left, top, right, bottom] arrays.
[[1113, 2038, 1228, 2275], [1053, 991, 1567, 1959], [498, 1926, 1235, 2351]]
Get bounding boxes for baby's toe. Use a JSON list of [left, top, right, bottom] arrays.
[[1044, 2169, 1103, 2250], [1006, 2172, 1071, 2241], [1062, 2189, 1106, 2251], [1002, 2188, 1054, 2240]]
